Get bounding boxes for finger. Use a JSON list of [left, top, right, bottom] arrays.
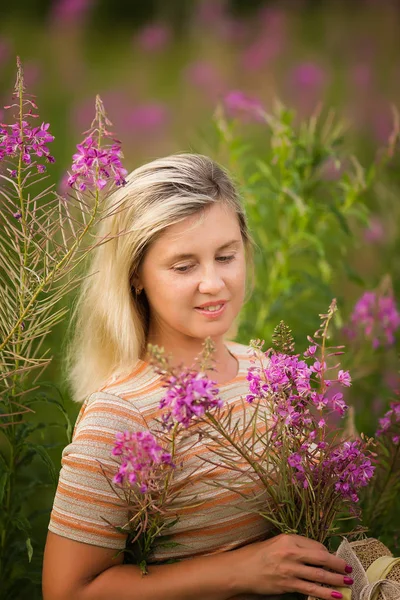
[[292, 577, 346, 600], [295, 564, 353, 591], [291, 535, 328, 553], [299, 550, 349, 575]]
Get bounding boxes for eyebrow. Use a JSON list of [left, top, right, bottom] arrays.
[[166, 239, 241, 262]]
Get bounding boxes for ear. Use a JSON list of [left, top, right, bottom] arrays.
[[130, 274, 143, 295]]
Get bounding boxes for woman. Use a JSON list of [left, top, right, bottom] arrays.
[[43, 154, 353, 600]]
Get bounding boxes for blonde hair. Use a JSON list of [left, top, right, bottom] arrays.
[[66, 153, 254, 402]]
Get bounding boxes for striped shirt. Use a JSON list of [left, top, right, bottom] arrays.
[[48, 341, 272, 561]]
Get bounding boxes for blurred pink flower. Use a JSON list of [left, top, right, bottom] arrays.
[[223, 90, 265, 122], [184, 61, 225, 100], [136, 23, 171, 53], [50, 0, 95, 25], [364, 216, 385, 244], [240, 6, 287, 72], [127, 103, 169, 134], [287, 61, 329, 117], [58, 173, 70, 195], [291, 62, 327, 89], [216, 17, 247, 43], [346, 290, 400, 349], [350, 63, 372, 89], [320, 157, 345, 181], [384, 370, 399, 394], [196, 0, 228, 26], [371, 100, 393, 143], [241, 37, 280, 72], [259, 5, 288, 33]]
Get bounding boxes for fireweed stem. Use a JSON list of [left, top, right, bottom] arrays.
[[205, 411, 273, 492], [0, 188, 101, 355], [164, 422, 178, 493], [314, 303, 336, 538], [2, 64, 27, 572], [1, 90, 111, 355]]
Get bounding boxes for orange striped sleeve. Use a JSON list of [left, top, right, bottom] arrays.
[[48, 390, 148, 549]]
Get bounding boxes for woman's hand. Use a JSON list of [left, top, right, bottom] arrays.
[[231, 533, 353, 600]]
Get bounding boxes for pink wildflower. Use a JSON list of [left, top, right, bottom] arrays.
[[136, 23, 171, 53], [112, 430, 173, 489], [160, 370, 222, 429], [223, 90, 265, 122], [346, 290, 400, 349]]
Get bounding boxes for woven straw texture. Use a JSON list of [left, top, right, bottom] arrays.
[[307, 538, 400, 600]]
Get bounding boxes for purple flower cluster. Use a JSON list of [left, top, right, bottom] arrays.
[[346, 290, 400, 349], [287, 440, 375, 501], [112, 430, 173, 492], [0, 115, 55, 171], [321, 441, 375, 502], [376, 400, 400, 444], [68, 135, 127, 192], [246, 350, 351, 424], [160, 370, 222, 429], [244, 340, 374, 505]]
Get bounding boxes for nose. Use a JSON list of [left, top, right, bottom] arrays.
[[198, 264, 225, 295]]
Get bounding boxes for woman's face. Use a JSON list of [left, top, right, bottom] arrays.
[[137, 202, 247, 344]]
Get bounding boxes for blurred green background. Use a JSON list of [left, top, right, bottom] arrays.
[[1, 0, 400, 594]]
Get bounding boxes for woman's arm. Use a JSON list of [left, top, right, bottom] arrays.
[[42, 531, 352, 600], [42, 532, 241, 600]]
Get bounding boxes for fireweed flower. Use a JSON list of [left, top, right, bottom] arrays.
[[112, 430, 173, 492], [246, 349, 350, 423], [223, 90, 265, 122], [346, 290, 400, 349], [68, 96, 128, 192], [376, 400, 400, 443], [0, 60, 55, 170], [321, 441, 375, 502], [287, 438, 374, 501], [159, 370, 222, 429], [68, 136, 127, 192]]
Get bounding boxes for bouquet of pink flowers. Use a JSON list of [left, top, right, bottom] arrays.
[[106, 300, 377, 572], [200, 300, 375, 545]]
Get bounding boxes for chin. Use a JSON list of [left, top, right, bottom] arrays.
[[191, 323, 231, 340]]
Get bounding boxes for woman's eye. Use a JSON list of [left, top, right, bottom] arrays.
[[217, 255, 235, 263], [172, 255, 235, 273], [173, 264, 192, 273]]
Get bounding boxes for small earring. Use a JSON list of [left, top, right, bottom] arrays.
[[135, 286, 143, 295]]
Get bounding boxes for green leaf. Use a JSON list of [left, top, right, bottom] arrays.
[[162, 516, 180, 530], [0, 451, 9, 474], [342, 262, 365, 287], [0, 471, 8, 504], [327, 202, 352, 236], [156, 541, 181, 549], [29, 389, 73, 443], [26, 538, 33, 563], [12, 515, 31, 535], [27, 443, 58, 487]]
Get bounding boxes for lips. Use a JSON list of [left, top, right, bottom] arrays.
[[195, 300, 227, 309], [194, 302, 227, 318]]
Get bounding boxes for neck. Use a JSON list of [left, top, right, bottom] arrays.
[[144, 327, 235, 381]]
